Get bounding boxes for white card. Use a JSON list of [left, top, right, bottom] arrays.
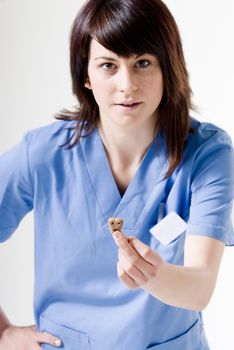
[[150, 211, 187, 245]]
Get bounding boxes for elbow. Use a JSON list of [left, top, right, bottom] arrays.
[[198, 295, 212, 312], [186, 300, 210, 312], [186, 301, 207, 312], [194, 301, 209, 312], [193, 288, 214, 312], [194, 271, 217, 311], [186, 284, 214, 312]]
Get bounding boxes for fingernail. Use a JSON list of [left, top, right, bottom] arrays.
[[54, 338, 62, 347]]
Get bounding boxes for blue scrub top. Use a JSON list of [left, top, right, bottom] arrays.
[[0, 117, 233, 350]]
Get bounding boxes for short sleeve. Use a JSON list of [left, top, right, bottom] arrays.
[[0, 133, 34, 242], [187, 129, 234, 246]]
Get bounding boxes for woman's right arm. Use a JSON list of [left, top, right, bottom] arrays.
[[0, 306, 62, 349]]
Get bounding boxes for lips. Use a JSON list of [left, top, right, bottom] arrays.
[[120, 103, 140, 107], [116, 101, 142, 106], [117, 100, 141, 106], [115, 102, 143, 111]]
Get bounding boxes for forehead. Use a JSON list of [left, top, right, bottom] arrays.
[[88, 39, 146, 61], [89, 39, 120, 59]]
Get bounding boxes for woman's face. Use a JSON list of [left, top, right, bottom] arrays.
[[85, 39, 164, 129]]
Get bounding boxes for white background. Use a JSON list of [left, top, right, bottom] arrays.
[[0, 1, 233, 349]]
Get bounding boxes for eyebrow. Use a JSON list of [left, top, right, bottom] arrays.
[[94, 54, 144, 61]]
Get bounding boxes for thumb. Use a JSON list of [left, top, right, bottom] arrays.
[[36, 331, 63, 347], [130, 237, 163, 267]]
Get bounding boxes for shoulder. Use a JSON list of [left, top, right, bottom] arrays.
[[185, 117, 234, 186], [189, 117, 232, 145], [181, 117, 234, 184], [23, 120, 78, 169], [24, 119, 77, 146], [186, 117, 233, 157]]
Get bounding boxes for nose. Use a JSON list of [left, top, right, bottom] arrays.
[[118, 67, 138, 94]]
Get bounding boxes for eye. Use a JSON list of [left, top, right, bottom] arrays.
[[136, 59, 151, 68], [100, 62, 116, 70]]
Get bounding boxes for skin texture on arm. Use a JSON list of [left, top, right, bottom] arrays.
[[110, 223, 225, 311], [146, 235, 225, 311]]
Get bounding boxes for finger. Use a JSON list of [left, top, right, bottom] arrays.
[[118, 251, 148, 285], [114, 231, 162, 273], [116, 232, 159, 277], [113, 231, 140, 264], [118, 249, 157, 280], [35, 331, 62, 347], [117, 260, 138, 289], [131, 238, 163, 267]]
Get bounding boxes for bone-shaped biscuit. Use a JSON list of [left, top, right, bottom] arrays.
[[108, 217, 123, 234]]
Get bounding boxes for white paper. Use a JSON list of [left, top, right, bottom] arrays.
[[150, 211, 187, 245]]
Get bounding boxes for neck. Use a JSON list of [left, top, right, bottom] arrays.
[[97, 118, 156, 167]]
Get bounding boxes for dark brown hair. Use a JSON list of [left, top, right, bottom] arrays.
[[55, 0, 195, 177]]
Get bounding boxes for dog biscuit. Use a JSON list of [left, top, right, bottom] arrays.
[[108, 217, 123, 234]]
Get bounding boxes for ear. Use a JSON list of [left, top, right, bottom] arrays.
[[84, 76, 92, 89]]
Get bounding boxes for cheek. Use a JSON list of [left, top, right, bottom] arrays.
[[89, 76, 102, 91], [89, 78, 107, 104], [90, 76, 116, 109], [151, 75, 164, 101], [140, 71, 163, 90], [156, 77, 164, 99], [141, 76, 164, 99]]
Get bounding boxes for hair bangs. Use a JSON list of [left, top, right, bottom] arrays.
[[89, 1, 162, 58]]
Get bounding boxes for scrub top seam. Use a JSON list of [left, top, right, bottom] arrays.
[[77, 142, 107, 223], [23, 132, 35, 201]]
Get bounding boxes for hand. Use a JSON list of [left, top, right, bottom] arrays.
[[0, 324, 62, 349], [112, 231, 163, 290]]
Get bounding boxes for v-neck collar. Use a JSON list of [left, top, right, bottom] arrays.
[[80, 127, 168, 232]]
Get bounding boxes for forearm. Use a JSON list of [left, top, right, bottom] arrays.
[[0, 306, 11, 336], [144, 262, 214, 311], [114, 230, 222, 311]]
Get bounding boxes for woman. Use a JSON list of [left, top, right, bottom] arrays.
[[0, 0, 233, 349]]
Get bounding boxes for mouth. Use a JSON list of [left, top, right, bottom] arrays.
[[115, 102, 143, 109]]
